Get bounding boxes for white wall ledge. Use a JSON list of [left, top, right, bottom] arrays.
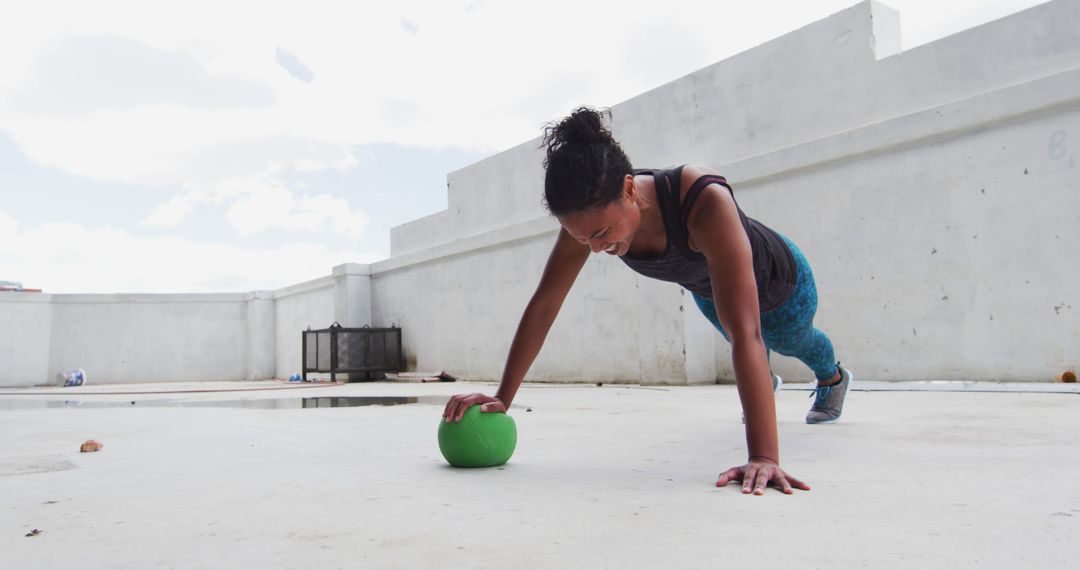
[[47, 293, 249, 304], [372, 216, 559, 275], [332, 263, 371, 277], [371, 65, 1080, 274], [0, 293, 53, 303], [271, 276, 335, 300], [729, 67, 1080, 188]]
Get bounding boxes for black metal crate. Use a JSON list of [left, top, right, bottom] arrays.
[[302, 323, 403, 382]]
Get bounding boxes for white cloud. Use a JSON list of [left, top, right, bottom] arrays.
[[293, 194, 368, 239], [0, 211, 380, 294], [0, 0, 1050, 191], [10, 34, 274, 116], [293, 147, 358, 173], [226, 180, 368, 240], [4, 104, 362, 187], [144, 173, 368, 239], [0, 0, 1051, 295], [0, 1, 813, 190], [226, 180, 296, 236], [293, 158, 328, 172], [143, 191, 203, 227], [0, 211, 18, 242]]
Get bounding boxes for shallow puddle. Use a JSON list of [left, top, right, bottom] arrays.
[[0, 396, 450, 411]]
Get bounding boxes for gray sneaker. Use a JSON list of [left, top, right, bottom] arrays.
[[806, 364, 853, 424], [741, 373, 783, 423]]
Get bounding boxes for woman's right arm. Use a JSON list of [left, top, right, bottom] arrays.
[[443, 228, 590, 422]]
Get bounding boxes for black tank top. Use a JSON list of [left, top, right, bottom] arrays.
[[620, 166, 797, 312]]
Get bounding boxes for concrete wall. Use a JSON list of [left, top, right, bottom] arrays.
[[45, 294, 249, 384], [0, 293, 53, 387], [1, 1, 1076, 387], [718, 71, 1080, 382], [377, 0, 1080, 383], [372, 223, 687, 383], [0, 265, 369, 387], [272, 263, 371, 380], [272, 277, 335, 381]]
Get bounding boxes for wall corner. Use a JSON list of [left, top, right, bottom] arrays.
[[869, 0, 903, 59], [245, 292, 276, 380], [333, 263, 372, 327]]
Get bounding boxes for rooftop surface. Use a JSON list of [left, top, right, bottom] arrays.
[[2, 380, 1078, 569]]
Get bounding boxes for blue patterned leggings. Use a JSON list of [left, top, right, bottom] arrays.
[[692, 237, 838, 381]]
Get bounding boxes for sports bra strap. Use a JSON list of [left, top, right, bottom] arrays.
[[681, 174, 733, 230], [637, 166, 737, 262]]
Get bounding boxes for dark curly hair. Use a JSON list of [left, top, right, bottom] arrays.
[[541, 107, 634, 217]]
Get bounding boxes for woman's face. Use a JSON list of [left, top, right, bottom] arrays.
[[558, 176, 641, 257]]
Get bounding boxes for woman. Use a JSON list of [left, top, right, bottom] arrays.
[[443, 107, 852, 495]]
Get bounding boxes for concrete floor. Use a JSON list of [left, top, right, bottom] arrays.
[[1, 380, 1078, 569]]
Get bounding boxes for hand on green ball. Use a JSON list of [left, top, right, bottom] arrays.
[[443, 392, 507, 423], [437, 405, 517, 468]]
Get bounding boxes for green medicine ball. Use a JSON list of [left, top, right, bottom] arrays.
[[438, 406, 517, 468]]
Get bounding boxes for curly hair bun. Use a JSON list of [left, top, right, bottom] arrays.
[[542, 107, 615, 161], [540, 106, 632, 217]]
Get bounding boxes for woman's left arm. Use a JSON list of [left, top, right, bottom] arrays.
[[685, 167, 810, 495]]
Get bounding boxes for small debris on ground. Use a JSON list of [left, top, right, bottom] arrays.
[[25, 529, 43, 537], [80, 439, 104, 453], [302, 376, 342, 383], [1055, 370, 1077, 383], [526, 408, 533, 412], [386, 371, 457, 383], [57, 369, 87, 387]]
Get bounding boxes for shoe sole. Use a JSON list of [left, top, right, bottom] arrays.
[[806, 368, 854, 425]]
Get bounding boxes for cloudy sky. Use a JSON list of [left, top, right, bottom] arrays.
[[0, 0, 1047, 293]]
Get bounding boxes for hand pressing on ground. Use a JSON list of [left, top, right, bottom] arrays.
[[715, 459, 810, 495], [443, 393, 507, 422]]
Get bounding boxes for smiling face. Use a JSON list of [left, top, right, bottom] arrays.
[[558, 175, 641, 256]]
